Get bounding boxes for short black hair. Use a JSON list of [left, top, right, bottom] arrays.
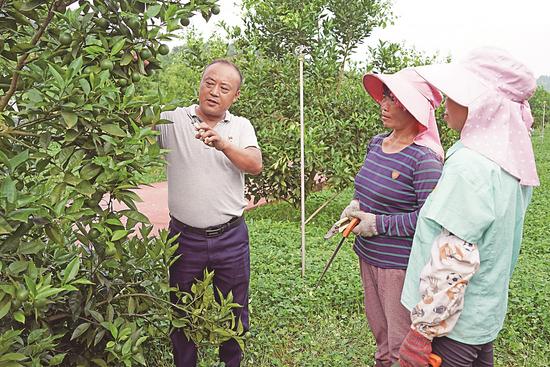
[[203, 59, 243, 89]]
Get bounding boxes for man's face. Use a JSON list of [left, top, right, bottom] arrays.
[[197, 63, 241, 120]]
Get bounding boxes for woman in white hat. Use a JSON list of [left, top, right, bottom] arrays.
[[398, 48, 539, 367], [340, 68, 444, 366]]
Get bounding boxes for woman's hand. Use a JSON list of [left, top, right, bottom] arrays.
[[349, 210, 378, 237]]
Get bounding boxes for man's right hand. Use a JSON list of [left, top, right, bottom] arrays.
[[340, 199, 360, 220]]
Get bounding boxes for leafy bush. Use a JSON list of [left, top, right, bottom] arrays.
[[0, 1, 242, 365]]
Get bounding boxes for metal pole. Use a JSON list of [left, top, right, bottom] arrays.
[[299, 49, 306, 277], [542, 101, 546, 141]]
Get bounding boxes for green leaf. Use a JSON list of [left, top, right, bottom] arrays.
[[71, 278, 94, 285], [133, 353, 146, 366], [50, 183, 66, 204], [10, 150, 29, 171], [101, 123, 127, 137], [37, 287, 63, 299], [119, 210, 149, 224], [122, 337, 132, 355], [18, 239, 44, 255], [62, 257, 80, 284], [48, 64, 64, 87], [120, 53, 133, 66], [110, 38, 126, 56], [13, 311, 25, 324], [94, 329, 106, 346], [8, 208, 36, 223], [20, 0, 44, 11], [61, 111, 78, 128], [146, 4, 162, 18], [71, 322, 91, 340], [111, 230, 128, 242], [1, 176, 17, 203], [8, 260, 28, 275], [49, 353, 67, 366], [0, 300, 11, 320], [45, 224, 64, 245], [76, 180, 95, 196], [0, 216, 14, 235], [79, 78, 91, 95], [127, 296, 135, 314]]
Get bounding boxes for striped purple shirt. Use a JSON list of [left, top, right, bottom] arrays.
[[353, 134, 443, 269]]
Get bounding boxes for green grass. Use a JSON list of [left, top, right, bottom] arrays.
[[160, 129, 550, 366]]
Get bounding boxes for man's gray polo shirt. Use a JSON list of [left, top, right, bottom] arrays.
[[157, 105, 259, 228]]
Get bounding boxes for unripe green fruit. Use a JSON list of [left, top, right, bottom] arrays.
[[211, 5, 221, 15], [95, 17, 109, 29], [127, 18, 140, 32], [157, 44, 169, 56], [131, 72, 142, 83], [62, 53, 73, 65], [105, 246, 116, 257], [100, 59, 114, 71], [59, 32, 72, 46], [180, 17, 190, 26], [88, 228, 101, 239], [139, 48, 152, 60], [16, 289, 29, 302]]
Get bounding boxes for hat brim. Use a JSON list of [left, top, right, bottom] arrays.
[[363, 73, 432, 127], [414, 64, 489, 107]]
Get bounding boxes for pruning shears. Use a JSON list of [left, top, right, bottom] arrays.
[[391, 354, 442, 367], [316, 217, 360, 287]]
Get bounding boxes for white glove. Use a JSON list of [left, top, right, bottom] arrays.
[[349, 210, 378, 237], [340, 199, 360, 220]]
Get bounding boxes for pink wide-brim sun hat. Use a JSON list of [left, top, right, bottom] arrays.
[[414, 47, 536, 107], [414, 63, 489, 107], [362, 68, 442, 127]]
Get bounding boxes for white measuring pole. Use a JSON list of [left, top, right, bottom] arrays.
[[542, 101, 546, 141], [299, 49, 306, 277]]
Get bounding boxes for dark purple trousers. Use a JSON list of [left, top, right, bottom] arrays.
[[432, 337, 494, 367], [168, 219, 250, 367]]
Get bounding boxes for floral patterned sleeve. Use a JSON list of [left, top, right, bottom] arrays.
[[410, 229, 480, 340]]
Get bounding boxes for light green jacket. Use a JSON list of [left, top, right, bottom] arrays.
[[401, 142, 532, 344]]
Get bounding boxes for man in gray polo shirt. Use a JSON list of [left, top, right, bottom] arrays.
[[156, 59, 262, 367]]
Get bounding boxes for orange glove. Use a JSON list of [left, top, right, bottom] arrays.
[[399, 329, 432, 367]]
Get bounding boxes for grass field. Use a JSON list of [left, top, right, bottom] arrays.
[[164, 129, 550, 367]]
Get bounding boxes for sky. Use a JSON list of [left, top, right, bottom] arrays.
[[181, 0, 550, 77]]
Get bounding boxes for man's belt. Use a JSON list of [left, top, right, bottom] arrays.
[[170, 215, 243, 238]]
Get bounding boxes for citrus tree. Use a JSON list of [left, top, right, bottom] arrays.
[[0, 1, 242, 365]]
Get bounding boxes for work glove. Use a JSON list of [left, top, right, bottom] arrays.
[[340, 199, 360, 220], [349, 210, 378, 237], [398, 329, 432, 367]]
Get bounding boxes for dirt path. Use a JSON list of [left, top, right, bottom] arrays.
[[110, 182, 265, 235]]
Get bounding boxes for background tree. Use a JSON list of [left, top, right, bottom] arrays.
[[0, 1, 243, 365], [530, 85, 550, 129]]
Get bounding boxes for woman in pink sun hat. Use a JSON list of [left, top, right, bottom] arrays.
[[339, 68, 444, 366], [398, 47, 539, 367]]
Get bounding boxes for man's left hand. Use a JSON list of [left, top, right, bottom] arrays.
[[195, 122, 229, 151], [398, 329, 432, 367]]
